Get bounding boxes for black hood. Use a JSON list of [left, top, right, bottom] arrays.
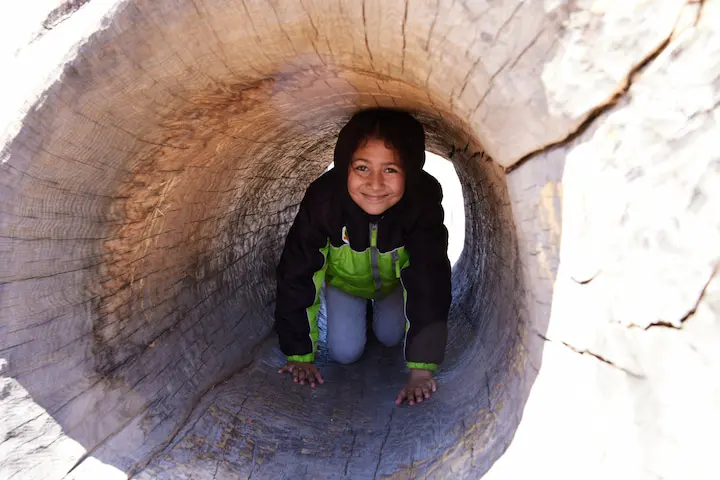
[[331, 109, 426, 220], [332, 108, 426, 183]]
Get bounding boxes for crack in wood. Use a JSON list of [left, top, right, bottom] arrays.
[[211, 459, 221, 480], [343, 432, 358, 477], [459, 0, 492, 23], [456, 55, 485, 101], [247, 439, 258, 479], [510, 26, 546, 70], [535, 332, 645, 379], [401, 0, 409, 73], [299, 0, 319, 39], [506, 11, 685, 174], [63, 397, 163, 478], [268, 0, 299, 56], [485, 371, 491, 410], [494, 2, 524, 42], [644, 264, 717, 330], [372, 409, 395, 480], [425, 0, 440, 52], [238, 0, 275, 66], [362, 0, 375, 67], [469, 57, 512, 118]]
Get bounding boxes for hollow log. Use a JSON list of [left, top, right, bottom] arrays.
[[1, 1, 718, 478]]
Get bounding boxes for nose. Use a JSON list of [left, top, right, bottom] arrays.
[[368, 170, 384, 190]]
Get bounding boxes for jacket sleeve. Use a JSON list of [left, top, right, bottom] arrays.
[[400, 188, 451, 371], [274, 190, 329, 363]]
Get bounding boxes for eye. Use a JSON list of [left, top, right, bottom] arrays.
[[384, 167, 399, 174], [355, 165, 369, 172]]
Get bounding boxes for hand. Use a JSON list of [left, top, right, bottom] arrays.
[[278, 362, 324, 388], [396, 369, 437, 406]]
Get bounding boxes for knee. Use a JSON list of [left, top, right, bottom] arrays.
[[374, 327, 404, 348], [329, 331, 365, 364], [331, 345, 364, 364]]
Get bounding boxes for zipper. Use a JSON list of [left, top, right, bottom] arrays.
[[369, 222, 382, 297], [391, 250, 400, 278]]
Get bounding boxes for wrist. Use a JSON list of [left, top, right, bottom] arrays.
[[409, 369, 433, 380]]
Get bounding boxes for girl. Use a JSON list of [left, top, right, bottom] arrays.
[[274, 109, 451, 406]]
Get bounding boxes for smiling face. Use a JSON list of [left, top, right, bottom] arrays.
[[347, 137, 406, 215]]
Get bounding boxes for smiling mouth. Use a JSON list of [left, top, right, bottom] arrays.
[[362, 194, 389, 202]]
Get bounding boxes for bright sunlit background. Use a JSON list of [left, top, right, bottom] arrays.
[[423, 151, 465, 267]]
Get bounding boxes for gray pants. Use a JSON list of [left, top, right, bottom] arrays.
[[325, 284, 406, 364]]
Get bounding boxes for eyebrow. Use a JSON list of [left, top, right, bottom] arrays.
[[351, 158, 402, 167]]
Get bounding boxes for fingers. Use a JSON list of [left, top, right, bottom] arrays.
[[397, 378, 437, 406], [310, 368, 324, 386], [280, 363, 324, 388], [404, 387, 417, 406], [307, 369, 317, 388]]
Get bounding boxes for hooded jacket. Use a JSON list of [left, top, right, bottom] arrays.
[[274, 109, 452, 371]]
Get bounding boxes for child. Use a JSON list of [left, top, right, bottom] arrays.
[[274, 109, 451, 406]]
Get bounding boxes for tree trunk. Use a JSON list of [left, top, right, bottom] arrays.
[[1, 1, 718, 478]]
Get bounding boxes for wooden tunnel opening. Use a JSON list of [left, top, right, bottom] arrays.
[[1, 2, 538, 478], [5, 1, 720, 479]]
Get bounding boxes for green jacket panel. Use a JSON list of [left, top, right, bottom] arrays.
[[326, 245, 410, 299]]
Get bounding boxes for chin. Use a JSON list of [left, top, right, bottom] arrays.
[[352, 200, 387, 215], [362, 206, 387, 215]]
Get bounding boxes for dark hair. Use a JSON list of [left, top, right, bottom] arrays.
[[333, 109, 426, 177]]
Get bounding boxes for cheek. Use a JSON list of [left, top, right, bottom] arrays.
[[390, 176, 406, 195], [347, 173, 362, 192]]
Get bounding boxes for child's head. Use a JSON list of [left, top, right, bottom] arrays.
[[334, 109, 426, 215]]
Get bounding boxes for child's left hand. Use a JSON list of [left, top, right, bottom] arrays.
[[396, 369, 437, 406]]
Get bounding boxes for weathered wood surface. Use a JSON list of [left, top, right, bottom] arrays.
[[1, 0, 718, 479]]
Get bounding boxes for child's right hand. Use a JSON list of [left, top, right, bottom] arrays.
[[278, 362, 324, 388]]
